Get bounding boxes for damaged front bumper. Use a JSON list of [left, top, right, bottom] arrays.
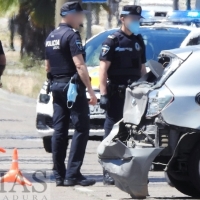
[[97, 122, 163, 199]]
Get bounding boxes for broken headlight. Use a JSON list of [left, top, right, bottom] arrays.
[[146, 85, 174, 118]]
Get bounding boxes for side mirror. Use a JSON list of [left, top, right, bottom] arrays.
[[146, 60, 164, 78]]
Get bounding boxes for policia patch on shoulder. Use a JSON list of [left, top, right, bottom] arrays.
[[76, 40, 83, 50], [135, 42, 141, 51], [108, 35, 116, 39], [101, 45, 110, 56]]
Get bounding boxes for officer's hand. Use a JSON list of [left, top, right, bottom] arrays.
[[88, 89, 97, 105], [100, 95, 109, 110]]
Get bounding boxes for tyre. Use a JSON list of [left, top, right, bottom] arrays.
[[43, 136, 69, 153], [166, 172, 200, 197], [130, 194, 146, 199], [189, 142, 200, 195], [43, 136, 52, 153], [152, 156, 170, 171]]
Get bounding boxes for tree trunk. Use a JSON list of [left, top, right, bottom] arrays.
[[86, 3, 92, 39], [55, 0, 82, 27], [173, 0, 179, 10], [134, 0, 140, 5], [186, 0, 191, 10], [55, 0, 66, 27]]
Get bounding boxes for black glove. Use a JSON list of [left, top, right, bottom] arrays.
[[47, 72, 53, 80], [100, 95, 110, 110]]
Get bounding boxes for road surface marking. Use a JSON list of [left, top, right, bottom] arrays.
[[75, 187, 94, 192]]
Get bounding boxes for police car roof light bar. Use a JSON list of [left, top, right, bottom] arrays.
[[140, 10, 200, 26], [167, 10, 200, 19]]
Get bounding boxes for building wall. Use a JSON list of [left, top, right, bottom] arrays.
[[179, 0, 196, 10]]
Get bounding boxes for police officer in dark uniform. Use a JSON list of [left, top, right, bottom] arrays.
[[45, 1, 97, 187], [0, 40, 6, 87], [99, 5, 147, 185]]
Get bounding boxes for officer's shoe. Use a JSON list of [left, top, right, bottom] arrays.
[[103, 170, 115, 185], [56, 178, 65, 187], [64, 176, 96, 187], [77, 175, 96, 186], [63, 178, 77, 186], [56, 178, 77, 187]]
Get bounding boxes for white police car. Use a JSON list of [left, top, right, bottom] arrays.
[[36, 10, 200, 153]]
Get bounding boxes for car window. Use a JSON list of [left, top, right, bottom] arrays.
[[187, 36, 200, 46], [85, 28, 190, 67], [85, 29, 117, 67]]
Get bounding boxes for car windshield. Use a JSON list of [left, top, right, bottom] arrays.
[[141, 27, 190, 61], [85, 27, 190, 67]]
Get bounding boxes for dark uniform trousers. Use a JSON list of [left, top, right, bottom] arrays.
[[51, 81, 90, 180], [104, 92, 125, 138]]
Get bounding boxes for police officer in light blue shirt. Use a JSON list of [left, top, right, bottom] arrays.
[[45, 1, 97, 187], [99, 5, 147, 185]]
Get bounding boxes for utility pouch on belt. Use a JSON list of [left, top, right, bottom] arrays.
[[107, 82, 126, 99], [46, 72, 53, 94], [118, 85, 126, 98], [107, 82, 117, 98], [72, 73, 86, 96]]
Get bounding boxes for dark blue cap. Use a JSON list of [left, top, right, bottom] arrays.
[[60, 1, 89, 16], [121, 5, 144, 18]]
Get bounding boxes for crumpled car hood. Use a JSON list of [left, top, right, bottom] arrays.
[[98, 122, 163, 199]]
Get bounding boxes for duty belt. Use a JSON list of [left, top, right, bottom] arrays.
[[53, 76, 71, 83]]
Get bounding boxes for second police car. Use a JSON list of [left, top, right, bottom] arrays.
[[36, 10, 200, 152]]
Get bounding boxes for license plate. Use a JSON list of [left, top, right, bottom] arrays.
[[89, 104, 105, 115]]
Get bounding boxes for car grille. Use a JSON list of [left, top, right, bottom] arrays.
[[37, 114, 104, 130], [89, 118, 104, 129]]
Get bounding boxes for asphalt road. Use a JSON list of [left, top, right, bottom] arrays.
[[0, 89, 197, 200]]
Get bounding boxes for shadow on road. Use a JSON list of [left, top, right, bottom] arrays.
[[154, 197, 197, 199], [84, 174, 103, 183], [70, 135, 103, 141], [122, 198, 197, 200]]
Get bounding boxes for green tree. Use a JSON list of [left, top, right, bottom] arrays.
[[0, 0, 55, 60], [0, 0, 19, 13], [0, 0, 55, 28]]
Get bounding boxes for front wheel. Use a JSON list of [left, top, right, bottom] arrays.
[[166, 172, 200, 197], [189, 143, 200, 195], [43, 136, 69, 153], [166, 141, 200, 198]]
